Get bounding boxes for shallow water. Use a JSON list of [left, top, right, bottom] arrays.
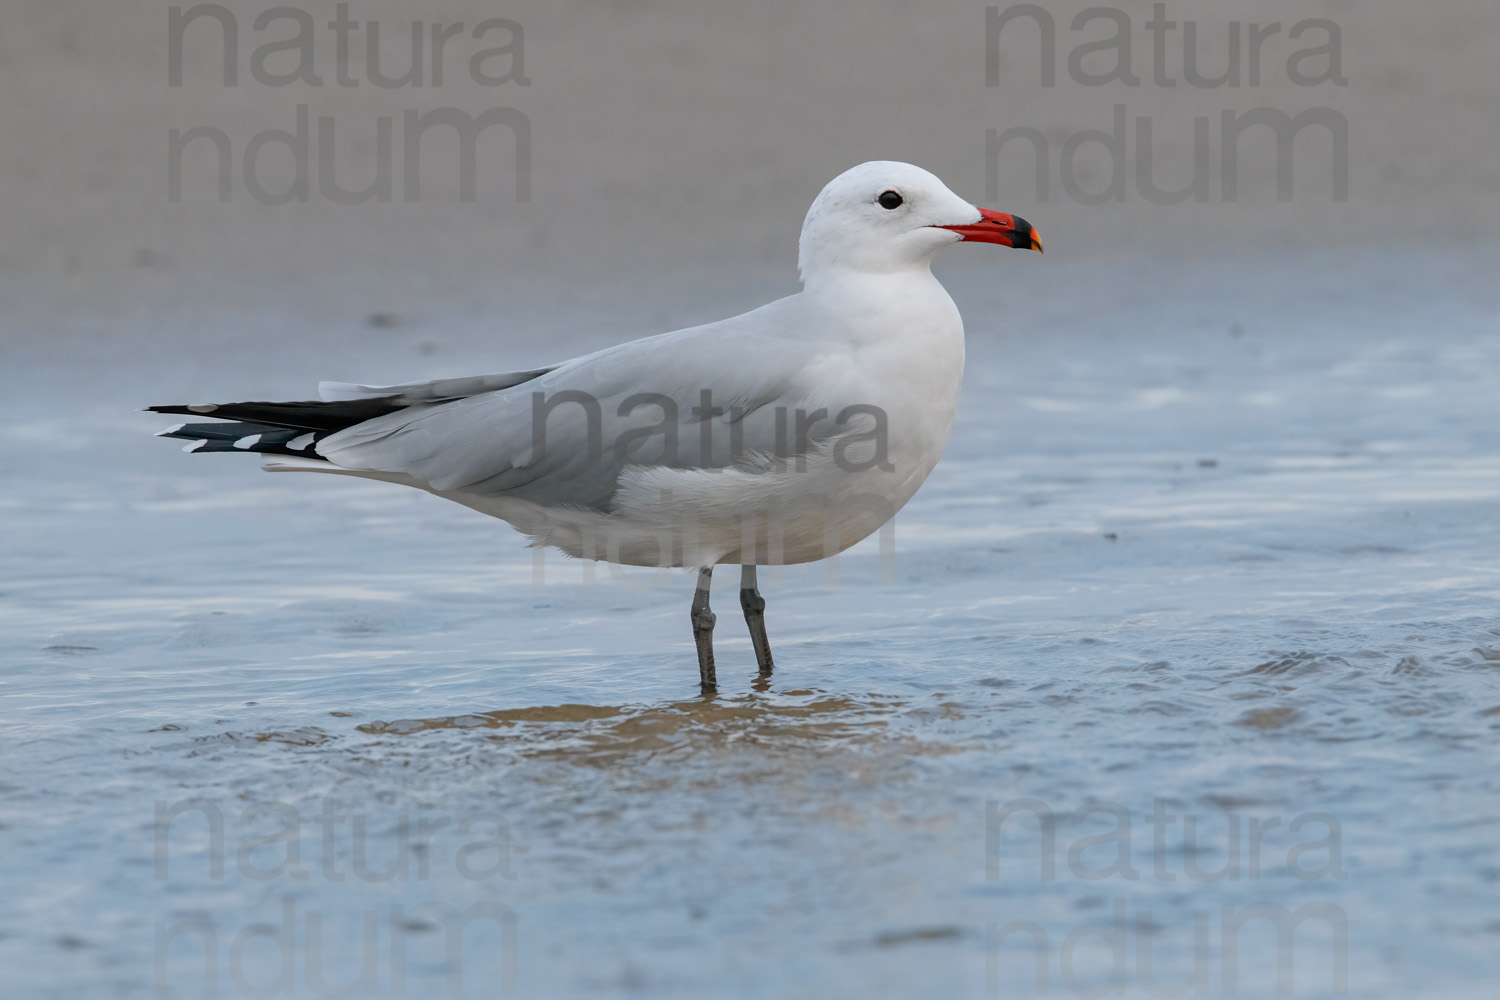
[[3, 244, 1500, 998]]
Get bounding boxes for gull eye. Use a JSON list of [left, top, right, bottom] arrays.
[[877, 190, 903, 210]]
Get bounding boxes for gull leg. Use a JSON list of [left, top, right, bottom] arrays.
[[740, 564, 774, 675], [691, 565, 716, 690]]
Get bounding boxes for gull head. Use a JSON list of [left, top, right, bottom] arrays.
[[797, 161, 1042, 284]]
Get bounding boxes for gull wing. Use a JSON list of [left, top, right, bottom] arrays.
[[313, 295, 855, 511], [318, 367, 559, 404]]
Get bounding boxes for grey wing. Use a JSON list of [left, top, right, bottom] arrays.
[[314, 314, 842, 511], [318, 367, 559, 405]]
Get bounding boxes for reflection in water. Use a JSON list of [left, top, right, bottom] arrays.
[[351, 688, 965, 770]]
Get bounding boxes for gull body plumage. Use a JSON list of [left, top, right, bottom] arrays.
[[152, 161, 1043, 687]]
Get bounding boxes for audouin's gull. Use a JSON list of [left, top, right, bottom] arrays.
[[152, 161, 1043, 689]]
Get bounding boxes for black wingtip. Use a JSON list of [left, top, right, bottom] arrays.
[[148, 396, 405, 432]]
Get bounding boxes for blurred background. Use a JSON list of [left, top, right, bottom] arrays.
[[5, 3, 1500, 998], [4, 0, 1497, 342]]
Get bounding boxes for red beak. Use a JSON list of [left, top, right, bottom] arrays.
[[938, 208, 1044, 253]]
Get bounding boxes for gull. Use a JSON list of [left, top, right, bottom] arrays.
[[151, 161, 1042, 689]]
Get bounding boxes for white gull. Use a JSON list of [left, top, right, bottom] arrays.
[[152, 161, 1043, 688]]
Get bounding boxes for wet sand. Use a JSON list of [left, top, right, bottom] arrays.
[[6, 243, 1500, 996]]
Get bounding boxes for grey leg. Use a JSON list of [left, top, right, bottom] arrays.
[[691, 566, 716, 690], [740, 565, 774, 675]]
